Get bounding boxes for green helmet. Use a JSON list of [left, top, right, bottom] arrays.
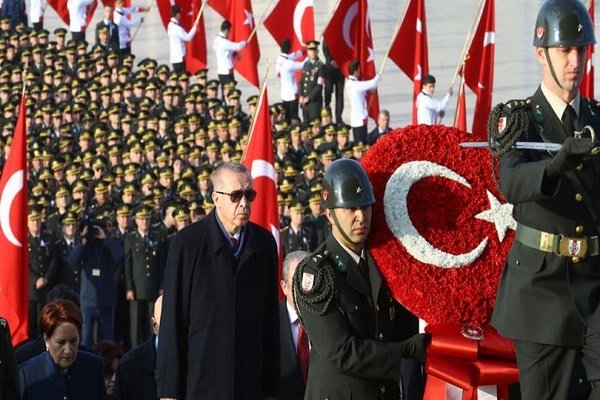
[[321, 159, 375, 209], [533, 0, 596, 48]]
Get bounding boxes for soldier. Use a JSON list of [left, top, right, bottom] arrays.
[[124, 206, 163, 347], [281, 201, 313, 258], [45, 184, 72, 239], [276, 38, 306, 123], [323, 41, 345, 125], [299, 40, 327, 123], [28, 205, 56, 339], [345, 59, 380, 144], [292, 159, 426, 399], [415, 74, 452, 125], [490, 1, 600, 398], [52, 211, 81, 292]]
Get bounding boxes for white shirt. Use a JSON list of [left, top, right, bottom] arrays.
[[345, 74, 380, 128], [114, 7, 142, 49], [416, 91, 451, 125], [286, 301, 301, 349], [276, 50, 306, 102], [540, 82, 581, 121], [67, 0, 94, 32], [213, 32, 246, 75], [167, 18, 198, 63], [30, 0, 46, 23]]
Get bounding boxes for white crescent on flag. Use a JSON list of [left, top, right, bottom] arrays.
[[250, 159, 277, 185], [0, 170, 24, 247], [293, 0, 313, 46], [483, 31, 495, 47], [384, 160, 488, 268], [342, 2, 358, 50]]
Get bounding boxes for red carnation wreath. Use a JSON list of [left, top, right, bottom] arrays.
[[362, 125, 515, 327]]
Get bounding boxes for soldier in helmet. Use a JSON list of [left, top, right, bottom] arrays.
[[292, 159, 427, 400], [490, 0, 600, 398]]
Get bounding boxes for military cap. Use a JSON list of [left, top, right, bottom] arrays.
[[306, 40, 320, 50], [51, 159, 66, 172], [152, 187, 164, 200], [202, 197, 215, 211], [337, 125, 350, 136], [80, 169, 94, 181], [279, 178, 295, 193], [38, 168, 53, 181], [54, 28, 67, 37], [309, 117, 321, 127], [28, 205, 42, 221], [94, 181, 109, 194], [72, 181, 87, 196], [290, 201, 306, 213], [231, 151, 243, 163], [275, 131, 290, 144], [124, 163, 140, 176], [122, 183, 138, 195], [140, 172, 156, 186], [309, 192, 322, 204], [206, 79, 219, 90], [353, 142, 367, 152], [197, 168, 211, 181], [116, 204, 131, 217], [206, 141, 219, 152], [66, 164, 81, 176], [134, 205, 152, 218], [158, 167, 173, 178], [172, 205, 189, 221], [30, 180, 46, 195], [302, 159, 317, 171]]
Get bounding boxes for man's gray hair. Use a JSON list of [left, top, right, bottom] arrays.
[[211, 162, 252, 190], [283, 250, 309, 282]]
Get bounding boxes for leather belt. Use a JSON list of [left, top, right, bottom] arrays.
[[515, 223, 600, 259]]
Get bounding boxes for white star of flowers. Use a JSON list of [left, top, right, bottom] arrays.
[[244, 9, 254, 29], [475, 190, 516, 242]]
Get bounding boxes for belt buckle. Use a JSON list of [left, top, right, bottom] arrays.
[[558, 235, 588, 258], [539, 231, 554, 253]]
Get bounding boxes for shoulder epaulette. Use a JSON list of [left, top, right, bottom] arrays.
[[488, 98, 533, 156], [293, 248, 336, 316]]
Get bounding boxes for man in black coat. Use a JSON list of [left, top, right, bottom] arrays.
[[279, 250, 310, 400], [157, 162, 279, 399], [114, 295, 162, 400], [292, 159, 427, 400], [95, 5, 119, 50], [491, 1, 600, 398]]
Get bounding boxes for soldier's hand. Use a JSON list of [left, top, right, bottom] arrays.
[[35, 277, 47, 290], [546, 136, 594, 178], [399, 333, 429, 363], [126, 290, 135, 301]]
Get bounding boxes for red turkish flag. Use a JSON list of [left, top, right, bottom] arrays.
[[389, 0, 428, 124], [454, 68, 467, 132], [156, 0, 207, 73], [207, 0, 230, 19], [242, 88, 279, 245], [463, 0, 495, 141], [322, 0, 379, 120], [47, 0, 97, 26], [0, 96, 29, 346], [581, 0, 595, 99], [264, 0, 315, 53], [100, 0, 130, 9]]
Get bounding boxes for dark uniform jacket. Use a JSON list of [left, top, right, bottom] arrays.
[[114, 336, 157, 400], [156, 211, 279, 399], [281, 224, 312, 258], [0, 318, 19, 400], [52, 236, 80, 291], [28, 233, 56, 302], [279, 301, 305, 400], [293, 234, 418, 400], [124, 231, 162, 301], [492, 87, 600, 346], [299, 59, 326, 119], [19, 350, 106, 400]]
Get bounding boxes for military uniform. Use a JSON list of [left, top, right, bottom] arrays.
[[293, 235, 419, 399], [124, 230, 163, 347], [299, 43, 326, 123], [281, 225, 312, 258], [0, 317, 19, 399], [28, 232, 56, 338], [52, 236, 80, 292]]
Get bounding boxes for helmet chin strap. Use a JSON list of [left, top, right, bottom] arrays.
[[544, 47, 564, 90], [329, 208, 362, 245]]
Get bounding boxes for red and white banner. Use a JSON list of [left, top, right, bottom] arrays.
[[463, 0, 495, 141], [322, 0, 379, 120], [156, 0, 207, 73], [389, 0, 428, 124], [454, 67, 467, 132], [209, 0, 261, 87], [47, 0, 96, 26], [264, 0, 315, 53], [581, 0, 595, 99], [0, 96, 29, 346]]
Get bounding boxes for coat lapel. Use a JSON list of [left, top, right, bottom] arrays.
[[367, 250, 382, 304], [326, 235, 371, 298], [532, 86, 568, 143]]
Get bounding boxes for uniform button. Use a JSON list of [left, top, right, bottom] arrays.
[[515, 260, 520, 265], [378, 332, 384, 340], [575, 193, 583, 202], [572, 257, 580, 263], [577, 164, 584, 171], [146, 273, 150, 277], [380, 385, 386, 394], [375, 305, 380, 311], [576, 225, 584, 234], [354, 305, 358, 311]]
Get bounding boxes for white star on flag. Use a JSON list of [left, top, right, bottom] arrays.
[[367, 47, 374, 63], [244, 9, 254, 29], [475, 190, 516, 242]]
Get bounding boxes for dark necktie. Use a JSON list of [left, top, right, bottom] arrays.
[[297, 322, 310, 385], [562, 104, 578, 135], [230, 236, 238, 248], [358, 258, 370, 283]]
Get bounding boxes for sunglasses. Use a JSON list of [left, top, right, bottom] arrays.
[[215, 189, 257, 203]]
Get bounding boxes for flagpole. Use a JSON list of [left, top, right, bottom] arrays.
[[318, 0, 343, 41], [448, 0, 486, 90], [130, 0, 157, 43], [242, 60, 272, 163], [453, 64, 465, 126], [377, 0, 411, 76], [247, 0, 277, 43]]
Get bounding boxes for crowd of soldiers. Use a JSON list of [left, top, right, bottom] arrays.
[[0, 14, 393, 351]]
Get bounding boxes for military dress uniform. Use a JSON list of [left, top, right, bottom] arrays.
[[281, 224, 312, 258], [52, 236, 80, 292], [293, 234, 420, 399], [124, 229, 163, 347], [28, 232, 56, 339], [299, 43, 327, 123]]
